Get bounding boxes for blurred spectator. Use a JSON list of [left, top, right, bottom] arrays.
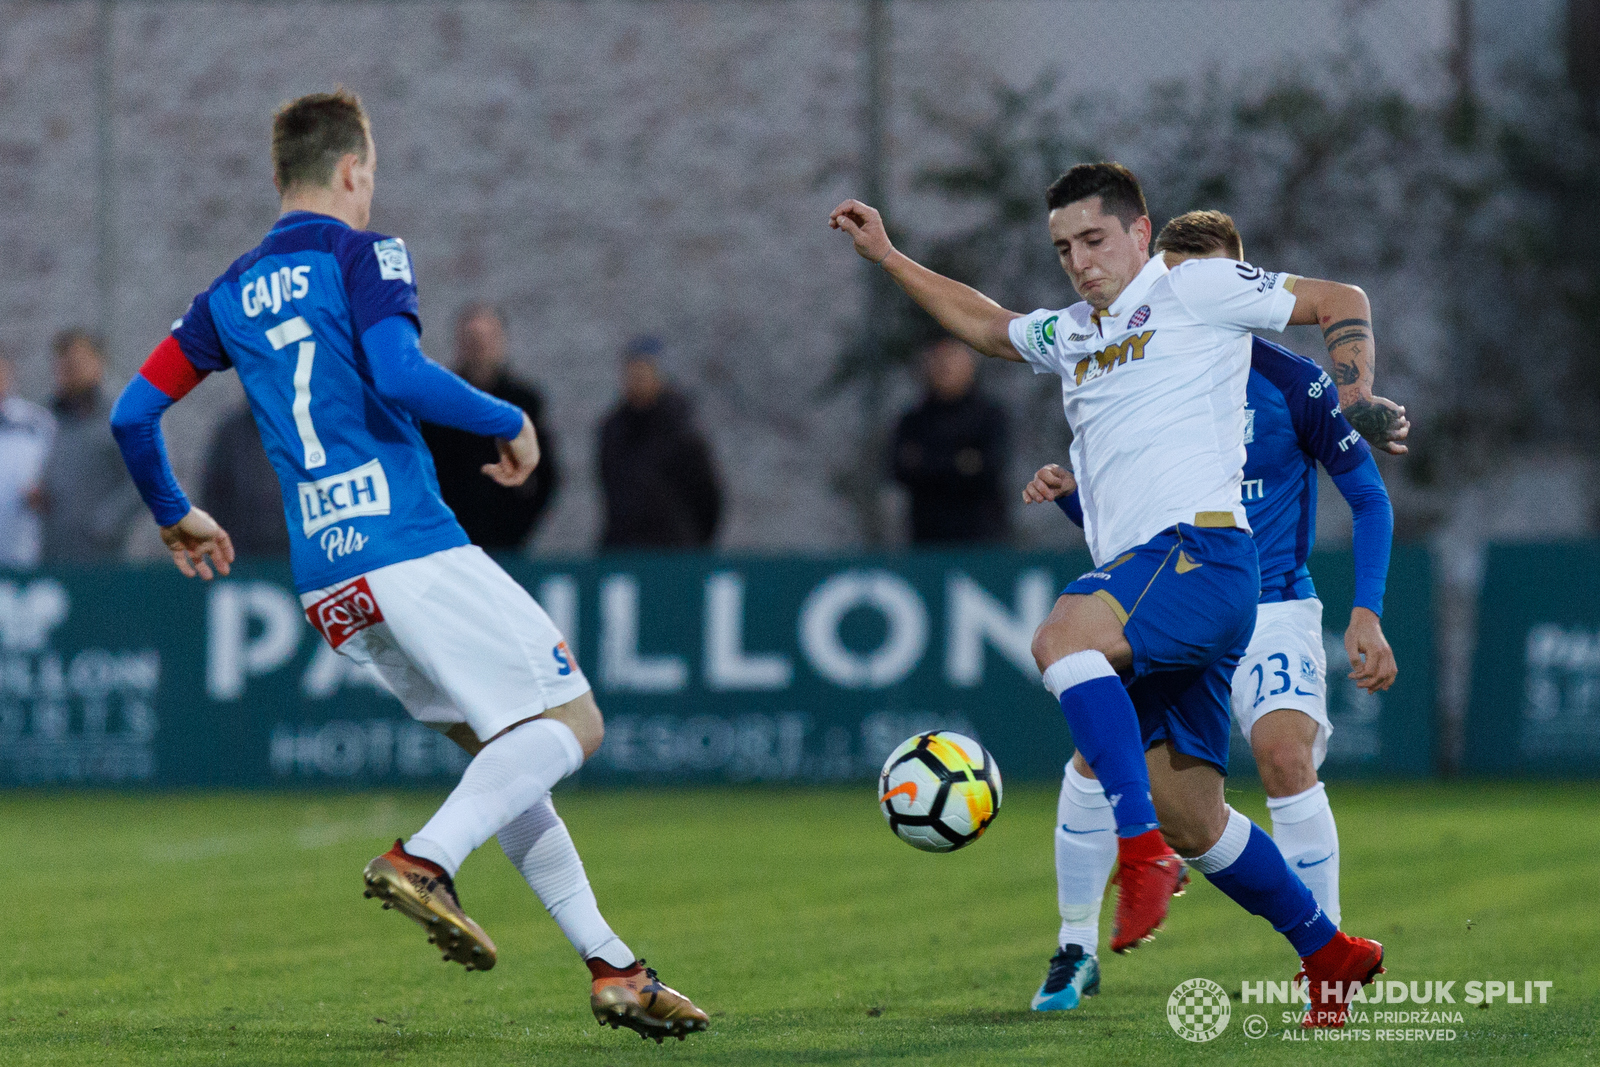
[[31, 329, 142, 562], [0, 355, 55, 568], [597, 337, 722, 549], [891, 337, 1011, 544], [200, 401, 289, 556], [420, 303, 559, 551]]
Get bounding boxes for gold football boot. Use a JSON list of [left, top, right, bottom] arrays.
[[362, 839, 497, 971], [590, 960, 709, 1042]]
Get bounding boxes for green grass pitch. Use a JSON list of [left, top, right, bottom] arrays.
[[1, 782, 1594, 1065]]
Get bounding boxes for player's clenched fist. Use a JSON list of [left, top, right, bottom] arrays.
[[829, 200, 895, 264], [1021, 464, 1077, 504]]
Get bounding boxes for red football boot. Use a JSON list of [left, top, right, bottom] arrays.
[[1298, 931, 1385, 1028], [1109, 828, 1189, 953]]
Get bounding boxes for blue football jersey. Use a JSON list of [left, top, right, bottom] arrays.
[[1242, 337, 1371, 602], [173, 211, 467, 591]]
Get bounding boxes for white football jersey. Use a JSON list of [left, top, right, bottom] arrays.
[[1009, 255, 1298, 566]]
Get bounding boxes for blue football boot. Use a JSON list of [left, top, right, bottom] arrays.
[[1031, 944, 1101, 1011]]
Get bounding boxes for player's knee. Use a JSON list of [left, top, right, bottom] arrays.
[[570, 703, 604, 760], [1158, 815, 1220, 858], [1253, 735, 1316, 797], [1152, 789, 1229, 857], [1030, 624, 1062, 672], [542, 692, 604, 761]]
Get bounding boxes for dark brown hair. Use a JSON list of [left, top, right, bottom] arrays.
[[1154, 209, 1244, 261], [271, 87, 370, 193], [1044, 163, 1148, 228]]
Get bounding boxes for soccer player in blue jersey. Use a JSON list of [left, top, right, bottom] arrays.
[[1023, 209, 1399, 1014], [108, 89, 707, 1041]]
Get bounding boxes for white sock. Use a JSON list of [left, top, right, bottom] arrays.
[[1267, 781, 1341, 925], [1187, 806, 1253, 873], [407, 718, 584, 876], [497, 796, 635, 967], [1055, 760, 1116, 954]]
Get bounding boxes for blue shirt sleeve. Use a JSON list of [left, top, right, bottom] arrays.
[[338, 230, 423, 337], [1328, 455, 1392, 616], [172, 289, 231, 371], [361, 316, 526, 438], [1055, 489, 1084, 527], [109, 376, 192, 526], [1284, 362, 1370, 477]]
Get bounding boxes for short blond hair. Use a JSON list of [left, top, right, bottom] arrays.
[[1155, 210, 1243, 261]]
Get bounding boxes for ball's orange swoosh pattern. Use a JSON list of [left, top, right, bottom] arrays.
[[880, 781, 917, 805]]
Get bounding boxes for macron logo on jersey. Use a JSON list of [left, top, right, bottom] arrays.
[[298, 459, 391, 536]]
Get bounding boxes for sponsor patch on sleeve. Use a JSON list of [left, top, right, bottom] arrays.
[[373, 237, 413, 284], [306, 576, 385, 650], [1028, 315, 1059, 356]]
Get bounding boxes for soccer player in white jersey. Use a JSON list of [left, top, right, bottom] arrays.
[[831, 163, 1402, 1027], [1023, 209, 1402, 1014], [108, 89, 707, 1042]]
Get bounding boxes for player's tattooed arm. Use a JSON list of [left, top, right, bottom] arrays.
[[1323, 317, 1373, 392], [829, 199, 1024, 362], [1322, 317, 1405, 447], [1288, 279, 1409, 454]]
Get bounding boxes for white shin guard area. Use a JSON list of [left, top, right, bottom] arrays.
[[498, 796, 634, 967], [407, 718, 584, 876], [1267, 781, 1342, 925], [1055, 761, 1117, 953]]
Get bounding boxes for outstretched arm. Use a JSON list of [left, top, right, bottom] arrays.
[[829, 200, 1023, 362], [110, 336, 235, 579], [361, 316, 539, 486], [1286, 280, 1408, 454]]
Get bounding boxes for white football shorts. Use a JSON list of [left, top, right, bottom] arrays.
[[299, 544, 591, 742], [1229, 597, 1331, 768]]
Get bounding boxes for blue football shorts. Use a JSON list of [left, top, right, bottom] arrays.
[[1063, 522, 1260, 773]]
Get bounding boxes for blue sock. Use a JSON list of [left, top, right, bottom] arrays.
[[1042, 652, 1158, 837], [1192, 808, 1337, 957]]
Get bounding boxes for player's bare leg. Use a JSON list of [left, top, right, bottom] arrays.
[[1252, 709, 1341, 925], [1033, 594, 1185, 952], [1145, 742, 1381, 1027]]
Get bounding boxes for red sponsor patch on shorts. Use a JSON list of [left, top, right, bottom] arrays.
[[306, 576, 385, 649]]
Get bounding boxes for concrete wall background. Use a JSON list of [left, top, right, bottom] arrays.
[[0, 0, 1456, 556]]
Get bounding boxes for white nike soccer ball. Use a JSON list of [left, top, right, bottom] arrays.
[[878, 731, 1003, 853]]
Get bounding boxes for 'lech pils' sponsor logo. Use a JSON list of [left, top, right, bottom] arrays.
[[297, 459, 391, 536]]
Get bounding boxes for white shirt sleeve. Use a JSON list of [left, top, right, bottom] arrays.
[[1008, 308, 1068, 375], [1166, 258, 1299, 333]]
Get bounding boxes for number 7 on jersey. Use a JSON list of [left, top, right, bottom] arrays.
[[265, 315, 328, 469]]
